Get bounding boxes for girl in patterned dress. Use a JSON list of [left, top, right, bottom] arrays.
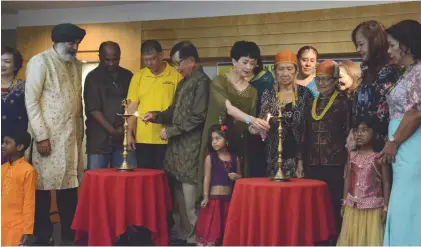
[[195, 125, 242, 246], [337, 116, 391, 246]]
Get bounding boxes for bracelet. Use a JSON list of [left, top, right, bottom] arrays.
[[245, 115, 252, 125]]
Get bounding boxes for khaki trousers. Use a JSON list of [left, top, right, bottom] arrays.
[[171, 182, 197, 243]]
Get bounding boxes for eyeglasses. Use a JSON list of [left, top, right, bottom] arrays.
[[171, 57, 188, 67], [315, 77, 334, 83]]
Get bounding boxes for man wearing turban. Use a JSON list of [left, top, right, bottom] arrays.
[[25, 23, 86, 245]]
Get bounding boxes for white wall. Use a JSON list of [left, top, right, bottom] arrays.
[[2, 1, 398, 30], [203, 66, 218, 80]]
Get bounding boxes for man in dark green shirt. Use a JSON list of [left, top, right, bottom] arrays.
[[143, 41, 210, 244]]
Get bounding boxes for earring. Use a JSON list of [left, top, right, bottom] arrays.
[[226, 142, 229, 147]]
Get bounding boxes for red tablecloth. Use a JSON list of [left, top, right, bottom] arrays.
[[71, 168, 172, 246], [222, 178, 336, 246]]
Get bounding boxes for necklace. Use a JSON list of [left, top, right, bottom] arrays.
[[1, 78, 18, 102], [388, 60, 420, 94], [1, 78, 17, 91], [217, 153, 232, 173], [311, 90, 339, 121], [277, 87, 297, 107]]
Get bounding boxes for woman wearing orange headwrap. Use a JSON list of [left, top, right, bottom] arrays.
[[300, 60, 351, 242], [256, 50, 314, 177]]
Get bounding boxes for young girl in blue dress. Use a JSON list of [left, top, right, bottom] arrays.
[[195, 124, 242, 246]]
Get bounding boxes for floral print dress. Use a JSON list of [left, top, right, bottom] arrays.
[[352, 65, 402, 140]]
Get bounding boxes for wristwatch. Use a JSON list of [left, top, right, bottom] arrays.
[[388, 135, 397, 145]]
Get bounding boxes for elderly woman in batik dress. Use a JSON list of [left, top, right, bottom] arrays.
[[225, 50, 314, 178], [197, 41, 263, 203], [300, 60, 351, 239], [259, 50, 314, 177], [247, 58, 276, 177]]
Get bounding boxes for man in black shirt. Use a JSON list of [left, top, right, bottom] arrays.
[[84, 41, 136, 169]]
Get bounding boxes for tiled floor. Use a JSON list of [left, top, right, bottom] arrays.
[[28, 223, 63, 246]]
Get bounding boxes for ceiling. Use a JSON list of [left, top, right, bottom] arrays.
[[1, 1, 143, 14]]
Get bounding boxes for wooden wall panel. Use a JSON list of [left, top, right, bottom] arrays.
[[145, 13, 421, 40], [141, 2, 421, 30], [142, 2, 421, 58], [16, 26, 54, 79], [16, 22, 142, 78], [76, 51, 99, 62], [158, 31, 353, 49], [76, 22, 142, 73]]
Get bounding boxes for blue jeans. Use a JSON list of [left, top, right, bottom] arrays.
[[87, 150, 137, 170]]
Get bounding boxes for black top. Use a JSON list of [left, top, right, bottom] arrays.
[[301, 91, 351, 167], [84, 66, 133, 154], [260, 85, 314, 176], [352, 64, 402, 137]]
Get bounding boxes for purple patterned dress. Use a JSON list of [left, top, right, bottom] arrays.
[[195, 152, 237, 245]]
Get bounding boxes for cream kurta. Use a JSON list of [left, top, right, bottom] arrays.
[[25, 48, 84, 190]]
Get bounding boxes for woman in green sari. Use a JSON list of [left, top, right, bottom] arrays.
[[196, 41, 267, 203]]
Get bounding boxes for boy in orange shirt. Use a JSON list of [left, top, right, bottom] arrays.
[[2, 131, 37, 246]]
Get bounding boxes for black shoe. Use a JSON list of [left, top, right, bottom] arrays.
[[169, 239, 187, 246], [60, 240, 75, 246], [31, 237, 54, 246]]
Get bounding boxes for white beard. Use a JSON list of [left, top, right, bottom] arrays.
[[53, 43, 76, 62]]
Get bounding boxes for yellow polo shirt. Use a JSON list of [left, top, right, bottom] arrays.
[[127, 62, 182, 144]]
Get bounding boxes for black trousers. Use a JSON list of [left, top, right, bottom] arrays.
[[34, 188, 78, 244], [248, 135, 267, 177], [135, 144, 167, 170], [305, 165, 344, 241]]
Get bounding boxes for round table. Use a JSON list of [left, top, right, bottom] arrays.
[[71, 168, 172, 246], [222, 178, 336, 246]]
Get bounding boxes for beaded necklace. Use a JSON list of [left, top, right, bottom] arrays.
[[311, 90, 339, 121]]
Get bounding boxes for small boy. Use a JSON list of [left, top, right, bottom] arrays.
[[2, 131, 37, 246]]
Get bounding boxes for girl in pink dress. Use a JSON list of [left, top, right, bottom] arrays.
[[337, 116, 391, 246], [195, 124, 242, 246]]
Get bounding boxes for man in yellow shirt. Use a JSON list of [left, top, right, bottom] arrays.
[[127, 40, 182, 169]]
